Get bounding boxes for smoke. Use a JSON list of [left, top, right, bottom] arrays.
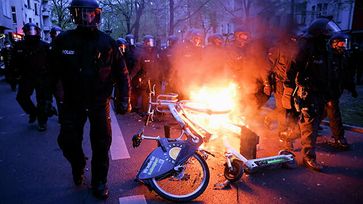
[[165, 19, 299, 125]]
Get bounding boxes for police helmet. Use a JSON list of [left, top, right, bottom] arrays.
[[329, 32, 350, 54], [307, 18, 341, 38], [186, 29, 203, 47], [143, 35, 155, 47], [117, 37, 127, 53], [50, 26, 62, 39], [69, 0, 101, 27], [22, 23, 41, 36], [208, 34, 224, 47], [125, 34, 135, 46]]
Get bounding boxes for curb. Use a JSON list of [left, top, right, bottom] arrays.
[[322, 120, 363, 134]]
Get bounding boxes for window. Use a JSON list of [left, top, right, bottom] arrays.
[[322, 3, 328, 16], [317, 3, 322, 16], [35, 3, 38, 15], [27, 0, 31, 9], [11, 6, 17, 24], [301, 12, 306, 25], [29, 18, 32, 23], [312, 6, 315, 18]]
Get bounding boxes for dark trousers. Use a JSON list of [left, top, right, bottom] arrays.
[[16, 79, 48, 124], [325, 99, 344, 139], [57, 103, 112, 186], [299, 95, 324, 159]]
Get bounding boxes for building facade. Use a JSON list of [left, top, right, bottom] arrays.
[[0, 0, 52, 44], [214, 0, 357, 38]]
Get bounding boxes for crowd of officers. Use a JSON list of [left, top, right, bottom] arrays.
[[0, 7, 361, 197], [114, 19, 359, 171]]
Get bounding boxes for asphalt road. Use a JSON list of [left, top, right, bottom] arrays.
[[0, 77, 363, 204]]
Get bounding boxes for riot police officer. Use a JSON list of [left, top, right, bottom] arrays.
[[173, 28, 204, 98], [267, 33, 300, 150], [324, 32, 357, 150], [11, 23, 51, 131], [203, 33, 228, 78], [284, 18, 341, 171], [130, 34, 160, 114], [0, 41, 16, 91], [49, 26, 63, 121], [121, 35, 138, 74], [159, 35, 179, 93], [51, 0, 131, 199], [50, 26, 62, 41]]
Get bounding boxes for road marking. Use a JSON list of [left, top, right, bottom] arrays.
[[119, 195, 147, 204], [110, 108, 130, 160]]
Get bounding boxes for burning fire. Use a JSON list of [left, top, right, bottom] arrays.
[[181, 82, 246, 151], [188, 82, 238, 113]]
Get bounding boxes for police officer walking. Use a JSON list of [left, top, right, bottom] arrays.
[[10, 23, 51, 131], [51, 0, 131, 199]]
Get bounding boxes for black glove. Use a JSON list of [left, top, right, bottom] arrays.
[[351, 89, 358, 98], [116, 97, 132, 114]]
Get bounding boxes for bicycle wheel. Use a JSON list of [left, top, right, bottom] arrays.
[[224, 159, 244, 182], [149, 152, 210, 202]]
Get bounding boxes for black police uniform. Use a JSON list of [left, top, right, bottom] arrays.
[[267, 38, 300, 146], [285, 35, 329, 165], [324, 46, 356, 149], [52, 27, 131, 187], [130, 45, 160, 113], [11, 35, 51, 127]]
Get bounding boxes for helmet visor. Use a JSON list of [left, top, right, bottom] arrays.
[[128, 38, 135, 46], [27, 26, 38, 36], [145, 38, 155, 47], [326, 21, 341, 35], [331, 38, 350, 51], [71, 7, 101, 27]]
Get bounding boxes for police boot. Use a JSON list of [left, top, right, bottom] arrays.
[[92, 182, 109, 200], [303, 157, 323, 172], [328, 137, 350, 150], [72, 158, 86, 186]]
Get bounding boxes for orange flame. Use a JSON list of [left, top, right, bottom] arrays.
[[182, 82, 246, 151]]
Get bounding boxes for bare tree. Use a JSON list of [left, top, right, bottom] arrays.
[[103, 0, 147, 40], [132, 0, 146, 40], [51, 0, 72, 29]]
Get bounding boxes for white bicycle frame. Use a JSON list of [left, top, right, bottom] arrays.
[[141, 85, 211, 145]]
